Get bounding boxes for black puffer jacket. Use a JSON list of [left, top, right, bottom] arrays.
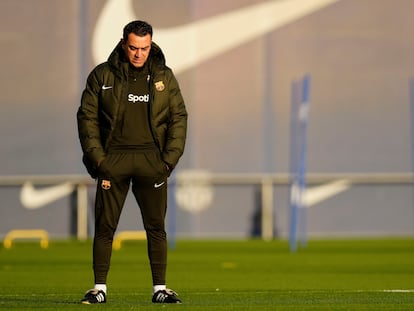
[[77, 41, 187, 178]]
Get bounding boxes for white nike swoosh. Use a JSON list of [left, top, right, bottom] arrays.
[[92, 0, 339, 73], [154, 181, 165, 188], [20, 182, 75, 209], [291, 179, 351, 208], [102, 85, 112, 90]]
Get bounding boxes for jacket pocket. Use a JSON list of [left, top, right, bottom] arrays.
[[82, 155, 98, 179], [97, 156, 113, 179], [143, 151, 169, 177]]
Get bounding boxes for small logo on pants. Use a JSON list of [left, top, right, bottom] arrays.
[[101, 180, 111, 190], [154, 181, 165, 188]]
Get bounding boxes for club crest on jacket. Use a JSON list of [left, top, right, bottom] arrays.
[[155, 81, 165, 91]]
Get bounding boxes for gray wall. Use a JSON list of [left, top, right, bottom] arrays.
[[0, 0, 413, 238]]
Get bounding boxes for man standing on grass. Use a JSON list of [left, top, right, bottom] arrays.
[[77, 20, 187, 304]]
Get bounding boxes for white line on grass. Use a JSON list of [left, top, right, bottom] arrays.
[[355, 290, 414, 293]]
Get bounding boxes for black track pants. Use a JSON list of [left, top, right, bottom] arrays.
[[92, 150, 169, 286]]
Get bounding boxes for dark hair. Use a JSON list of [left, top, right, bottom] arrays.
[[123, 20, 153, 41]]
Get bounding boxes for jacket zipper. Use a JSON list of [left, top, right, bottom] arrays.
[[148, 74, 161, 151]]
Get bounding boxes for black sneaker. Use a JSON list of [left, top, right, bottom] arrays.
[[81, 289, 107, 304], [152, 289, 182, 303]]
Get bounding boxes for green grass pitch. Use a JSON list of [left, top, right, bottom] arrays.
[[1, 238, 414, 310]]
